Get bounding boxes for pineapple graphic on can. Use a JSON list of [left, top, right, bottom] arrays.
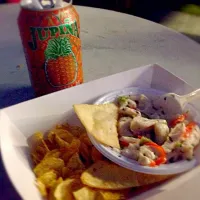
[[45, 37, 78, 87]]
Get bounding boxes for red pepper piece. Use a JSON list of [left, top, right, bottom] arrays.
[[182, 122, 196, 138], [144, 141, 167, 166], [170, 113, 187, 127]]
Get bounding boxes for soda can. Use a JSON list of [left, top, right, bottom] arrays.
[[18, 2, 83, 96]]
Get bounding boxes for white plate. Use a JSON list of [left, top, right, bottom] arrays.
[[87, 87, 197, 175]]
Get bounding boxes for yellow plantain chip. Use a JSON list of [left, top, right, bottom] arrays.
[[73, 186, 98, 200], [62, 139, 81, 163], [28, 132, 50, 163], [36, 179, 47, 197], [54, 179, 75, 200], [73, 104, 120, 149], [49, 128, 74, 144], [66, 153, 85, 171], [44, 149, 62, 160], [48, 177, 63, 200], [61, 123, 86, 138], [34, 157, 65, 177], [62, 166, 84, 179], [37, 170, 58, 188], [96, 190, 126, 200], [81, 161, 139, 190], [54, 134, 70, 148]]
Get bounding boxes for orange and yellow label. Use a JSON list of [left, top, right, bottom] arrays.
[[18, 5, 83, 96]]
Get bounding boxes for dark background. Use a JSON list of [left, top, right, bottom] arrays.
[[73, 0, 200, 22]]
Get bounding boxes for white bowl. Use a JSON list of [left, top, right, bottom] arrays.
[[87, 87, 197, 175]]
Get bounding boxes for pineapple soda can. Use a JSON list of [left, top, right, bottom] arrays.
[[18, 1, 83, 96]]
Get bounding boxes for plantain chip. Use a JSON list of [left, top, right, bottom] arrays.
[[61, 123, 86, 138], [44, 149, 61, 159], [66, 153, 85, 171], [49, 128, 74, 143], [54, 134, 70, 148], [73, 186, 98, 200], [34, 157, 64, 177], [37, 170, 58, 188], [96, 190, 127, 200], [54, 178, 76, 200], [48, 177, 63, 200], [28, 132, 50, 163], [61, 139, 81, 163], [36, 179, 47, 197]]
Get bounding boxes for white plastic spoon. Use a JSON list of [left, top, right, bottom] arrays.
[[152, 88, 200, 120]]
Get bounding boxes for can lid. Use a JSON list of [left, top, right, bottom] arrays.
[[20, 0, 72, 11]]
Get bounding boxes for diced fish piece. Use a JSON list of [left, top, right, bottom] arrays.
[[170, 123, 186, 142], [127, 99, 137, 109], [182, 125, 200, 148], [130, 116, 156, 132], [121, 143, 140, 160], [119, 107, 141, 117], [129, 94, 151, 111], [162, 123, 185, 153], [120, 136, 140, 144], [154, 122, 170, 145], [140, 145, 156, 160], [118, 97, 137, 108], [118, 117, 133, 136]]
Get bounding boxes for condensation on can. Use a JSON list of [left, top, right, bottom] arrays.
[[18, 3, 83, 96]]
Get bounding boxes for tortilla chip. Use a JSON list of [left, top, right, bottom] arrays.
[[136, 172, 172, 186], [81, 161, 138, 190], [81, 161, 171, 190], [73, 104, 120, 149]]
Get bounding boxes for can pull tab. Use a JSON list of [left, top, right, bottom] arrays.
[[39, 0, 55, 8], [55, 0, 73, 7], [20, 0, 43, 9]]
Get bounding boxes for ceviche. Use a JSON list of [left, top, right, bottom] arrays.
[[117, 94, 200, 166]]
